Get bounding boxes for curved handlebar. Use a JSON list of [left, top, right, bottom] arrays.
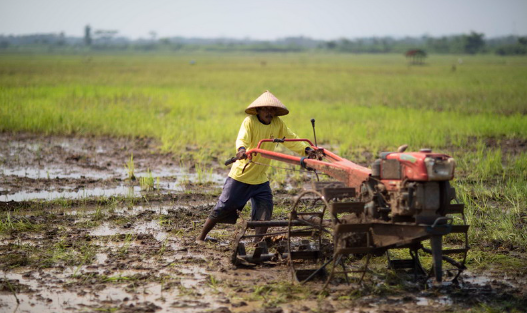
[[256, 138, 314, 149], [225, 138, 316, 166]]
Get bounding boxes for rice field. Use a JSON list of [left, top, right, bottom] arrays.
[[1, 52, 527, 312], [1, 52, 526, 250], [1, 53, 526, 152]]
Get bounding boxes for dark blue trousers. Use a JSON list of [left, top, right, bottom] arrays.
[[209, 177, 273, 224]]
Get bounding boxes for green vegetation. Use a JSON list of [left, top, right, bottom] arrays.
[[139, 169, 155, 191], [243, 281, 309, 307], [124, 153, 136, 181], [454, 144, 527, 250], [194, 163, 214, 185], [1, 53, 526, 156], [0, 212, 43, 234]]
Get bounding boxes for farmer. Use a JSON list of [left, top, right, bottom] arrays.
[[196, 90, 316, 243]]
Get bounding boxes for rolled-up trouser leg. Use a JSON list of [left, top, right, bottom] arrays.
[[250, 182, 273, 239], [209, 178, 272, 224], [209, 177, 249, 223]]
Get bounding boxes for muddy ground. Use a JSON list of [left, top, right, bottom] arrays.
[[0, 132, 526, 313]]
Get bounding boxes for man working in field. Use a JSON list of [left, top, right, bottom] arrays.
[[197, 90, 315, 243]]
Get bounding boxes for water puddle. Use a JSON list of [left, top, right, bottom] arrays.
[[2, 186, 143, 202], [90, 221, 168, 242], [1, 165, 224, 182], [96, 253, 108, 264], [61, 205, 195, 219], [462, 273, 492, 285], [113, 205, 174, 216], [0, 271, 212, 313], [0, 167, 116, 180], [416, 296, 453, 306], [2, 169, 224, 201]]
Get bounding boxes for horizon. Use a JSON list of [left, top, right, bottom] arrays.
[[1, 0, 526, 41], [0, 31, 523, 42]]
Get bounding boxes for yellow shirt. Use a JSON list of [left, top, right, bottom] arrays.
[[228, 115, 310, 185]]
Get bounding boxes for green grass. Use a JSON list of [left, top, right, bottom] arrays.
[[0, 212, 43, 234], [139, 169, 155, 191], [453, 144, 527, 250]]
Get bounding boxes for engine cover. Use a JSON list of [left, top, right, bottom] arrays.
[[379, 151, 455, 182]]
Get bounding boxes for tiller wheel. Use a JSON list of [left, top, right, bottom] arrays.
[[230, 189, 332, 277], [286, 190, 332, 283]]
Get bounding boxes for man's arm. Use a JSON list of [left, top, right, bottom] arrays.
[[235, 117, 252, 153]]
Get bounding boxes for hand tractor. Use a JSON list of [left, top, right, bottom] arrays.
[[226, 120, 469, 287]]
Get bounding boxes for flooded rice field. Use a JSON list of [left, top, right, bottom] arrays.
[[1, 132, 526, 313], [0, 132, 224, 202]]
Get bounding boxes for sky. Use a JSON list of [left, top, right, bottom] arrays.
[[1, 0, 526, 40]]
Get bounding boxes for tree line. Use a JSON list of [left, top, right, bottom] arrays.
[[1, 27, 526, 55]]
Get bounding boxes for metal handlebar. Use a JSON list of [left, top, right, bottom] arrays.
[[224, 157, 238, 166], [256, 138, 314, 149], [225, 138, 316, 166]]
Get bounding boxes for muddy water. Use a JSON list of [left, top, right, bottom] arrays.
[[0, 163, 224, 202], [1, 133, 526, 313], [0, 132, 225, 201]]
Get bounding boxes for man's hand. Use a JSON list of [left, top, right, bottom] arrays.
[[305, 147, 317, 159], [236, 148, 247, 160]]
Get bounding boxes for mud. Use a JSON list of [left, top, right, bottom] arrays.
[[1, 132, 526, 313], [0, 132, 225, 202]]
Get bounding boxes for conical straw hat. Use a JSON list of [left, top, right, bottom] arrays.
[[245, 90, 289, 116]]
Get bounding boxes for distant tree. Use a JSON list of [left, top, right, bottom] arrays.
[[463, 31, 485, 54], [93, 30, 118, 46], [94, 30, 118, 40], [496, 44, 527, 55], [380, 38, 391, 52], [84, 25, 92, 46], [495, 36, 527, 55], [326, 41, 337, 50], [57, 32, 65, 46], [426, 36, 450, 53]]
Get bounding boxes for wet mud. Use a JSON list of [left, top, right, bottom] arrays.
[[0, 132, 225, 202], [1, 132, 526, 313]]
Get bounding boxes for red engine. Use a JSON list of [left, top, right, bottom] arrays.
[[366, 149, 457, 223]]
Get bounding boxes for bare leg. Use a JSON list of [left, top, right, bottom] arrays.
[[196, 218, 217, 243], [254, 226, 268, 243]]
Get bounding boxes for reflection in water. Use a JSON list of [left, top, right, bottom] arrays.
[[2, 169, 224, 201], [3, 186, 143, 202], [90, 221, 168, 242]]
